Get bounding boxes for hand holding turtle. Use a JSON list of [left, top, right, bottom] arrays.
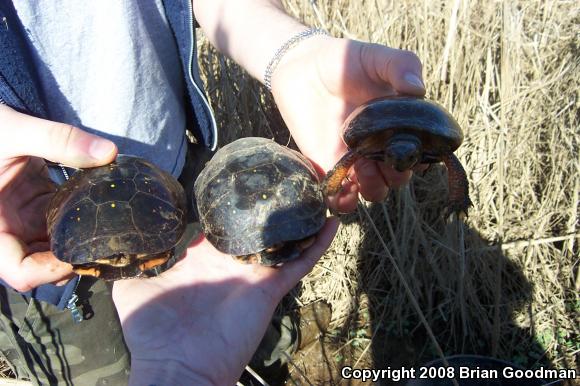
[[270, 37, 427, 212], [0, 105, 117, 291], [112, 220, 339, 386]]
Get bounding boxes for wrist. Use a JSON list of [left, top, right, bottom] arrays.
[[129, 359, 217, 386], [269, 33, 333, 93], [264, 28, 329, 90], [195, 0, 309, 81]]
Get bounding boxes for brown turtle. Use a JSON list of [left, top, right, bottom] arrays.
[[323, 96, 471, 216], [46, 155, 187, 280]]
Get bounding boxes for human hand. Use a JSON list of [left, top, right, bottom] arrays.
[[0, 105, 117, 291], [112, 218, 339, 386], [271, 37, 426, 213]]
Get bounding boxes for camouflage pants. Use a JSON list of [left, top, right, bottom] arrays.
[[0, 278, 131, 385], [0, 278, 297, 386]]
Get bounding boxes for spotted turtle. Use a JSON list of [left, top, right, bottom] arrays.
[[46, 155, 187, 280], [323, 96, 471, 216], [194, 137, 326, 265]]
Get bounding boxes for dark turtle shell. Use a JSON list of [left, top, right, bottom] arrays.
[[322, 96, 471, 217], [194, 137, 326, 265], [342, 96, 463, 159], [46, 155, 187, 280]]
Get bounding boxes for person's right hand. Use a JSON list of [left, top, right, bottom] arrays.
[[113, 219, 339, 386], [0, 105, 117, 292]]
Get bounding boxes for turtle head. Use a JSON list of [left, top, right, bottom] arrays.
[[384, 134, 422, 172]]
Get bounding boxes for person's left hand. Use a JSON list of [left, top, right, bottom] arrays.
[[112, 218, 338, 386], [271, 36, 426, 213]]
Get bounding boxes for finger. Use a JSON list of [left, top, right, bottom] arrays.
[[361, 44, 426, 96], [3, 157, 56, 242], [272, 217, 340, 295], [377, 163, 413, 189], [0, 105, 117, 167], [352, 158, 389, 202], [327, 181, 359, 214], [0, 233, 74, 292]]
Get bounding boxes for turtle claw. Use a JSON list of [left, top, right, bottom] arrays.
[[443, 196, 473, 221]]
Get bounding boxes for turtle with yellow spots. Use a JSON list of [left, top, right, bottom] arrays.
[[46, 155, 187, 280]]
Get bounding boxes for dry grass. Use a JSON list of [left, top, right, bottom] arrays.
[[197, 0, 579, 384]]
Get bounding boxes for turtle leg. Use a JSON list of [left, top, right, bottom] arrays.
[[73, 266, 101, 278], [235, 253, 262, 265], [321, 150, 359, 197], [235, 238, 315, 266], [442, 153, 472, 218], [138, 252, 171, 272]]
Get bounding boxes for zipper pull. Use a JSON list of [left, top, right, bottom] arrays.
[[66, 293, 83, 323]]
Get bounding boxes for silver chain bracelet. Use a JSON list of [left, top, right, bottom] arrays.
[[263, 28, 329, 91]]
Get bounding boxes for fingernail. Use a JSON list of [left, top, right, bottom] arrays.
[[403, 72, 425, 90], [89, 140, 116, 160]]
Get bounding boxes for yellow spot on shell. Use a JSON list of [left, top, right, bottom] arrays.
[[110, 183, 116, 188], [76, 217, 81, 221], [76, 207, 80, 211], [262, 194, 267, 199], [111, 203, 116, 208]]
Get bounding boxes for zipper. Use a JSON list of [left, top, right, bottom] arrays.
[[0, 72, 9, 105], [0, 72, 23, 108], [185, 0, 218, 151], [59, 165, 83, 323], [66, 292, 83, 323]]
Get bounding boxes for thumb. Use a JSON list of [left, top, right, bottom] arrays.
[[0, 105, 117, 167], [363, 44, 426, 96]]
